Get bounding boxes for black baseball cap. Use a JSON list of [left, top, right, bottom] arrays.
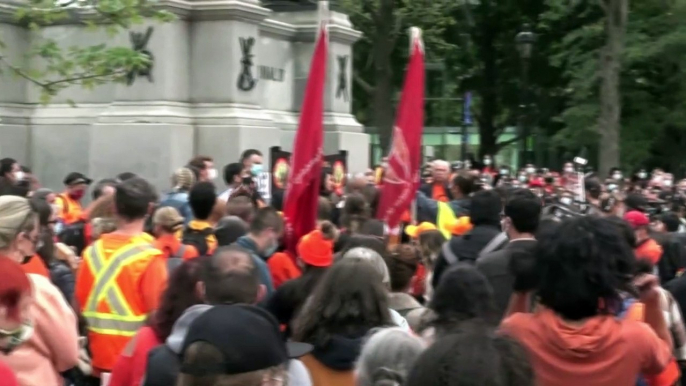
[[63, 172, 92, 186], [180, 304, 312, 376]]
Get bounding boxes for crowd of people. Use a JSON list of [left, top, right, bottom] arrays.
[[1, 151, 686, 386]]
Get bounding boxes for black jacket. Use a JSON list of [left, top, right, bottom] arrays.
[[48, 261, 75, 306], [432, 224, 503, 288], [476, 239, 537, 321], [653, 232, 686, 283]]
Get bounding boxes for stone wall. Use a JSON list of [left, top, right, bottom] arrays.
[[0, 0, 369, 193]]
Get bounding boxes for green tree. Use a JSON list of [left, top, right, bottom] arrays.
[[340, 0, 457, 152], [0, 0, 175, 103], [542, 0, 686, 173]]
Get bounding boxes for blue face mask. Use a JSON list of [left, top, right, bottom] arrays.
[[251, 164, 263, 176], [263, 239, 278, 257]]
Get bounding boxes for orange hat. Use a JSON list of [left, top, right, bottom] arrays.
[[405, 222, 437, 238], [445, 217, 473, 236], [297, 230, 334, 267]]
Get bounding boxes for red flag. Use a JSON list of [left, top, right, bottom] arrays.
[[283, 3, 329, 255], [376, 28, 425, 230]]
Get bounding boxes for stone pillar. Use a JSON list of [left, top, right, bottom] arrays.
[[0, 20, 31, 165], [270, 6, 369, 173], [190, 0, 281, 172]]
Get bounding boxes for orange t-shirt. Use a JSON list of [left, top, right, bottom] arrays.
[[500, 308, 672, 386], [267, 252, 301, 289], [22, 255, 49, 278], [153, 234, 199, 261], [635, 239, 663, 266], [431, 184, 449, 202]]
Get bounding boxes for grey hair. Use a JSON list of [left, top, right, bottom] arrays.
[[356, 327, 426, 386], [342, 247, 390, 286]]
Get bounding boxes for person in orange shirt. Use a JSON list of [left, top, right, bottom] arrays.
[[419, 160, 453, 203], [75, 177, 168, 378], [55, 172, 92, 225], [625, 210, 664, 266], [152, 207, 199, 262]]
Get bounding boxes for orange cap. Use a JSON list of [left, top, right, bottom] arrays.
[[446, 217, 473, 236], [405, 222, 437, 238], [297, 230, 334, 267]]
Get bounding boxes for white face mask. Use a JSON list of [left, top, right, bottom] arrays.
[[207, 168, 217, 180], [564, 167, 574, 173], [526, 168, 535, 174], [612, 173, 622, 180], [638, 172, 647, 179], [14, 171, 24, 181], [484, 159, 492, 166], [664, 180, 673, 187]]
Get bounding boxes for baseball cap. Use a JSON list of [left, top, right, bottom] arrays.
[[63, 172, 92, 186], [624, 210, 650, 229], [404, 222, 437, 238], [180, 304, 312, 376]]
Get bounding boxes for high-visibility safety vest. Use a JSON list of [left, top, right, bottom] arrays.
[[80, 237, 160, 371], [436, 201, 457, 239], [56, 194, 84, 225]]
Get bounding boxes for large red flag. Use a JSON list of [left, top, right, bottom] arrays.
[[283, 2, 329, 255], [376, 28, 425, 230]]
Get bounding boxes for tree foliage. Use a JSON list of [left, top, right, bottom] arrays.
[[0, 0, 175, 104], [543, 0, 686, 173], [339, 0, 457, 152]]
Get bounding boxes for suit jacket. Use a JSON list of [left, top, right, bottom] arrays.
[[419, 182, 453, 202], [476, 239, 537, 321]]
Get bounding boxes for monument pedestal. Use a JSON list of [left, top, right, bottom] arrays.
[[0, 0, 369, 190]]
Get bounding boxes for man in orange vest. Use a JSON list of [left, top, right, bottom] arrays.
[[75, 177, 168, 378], [56, 172, 92, 225]]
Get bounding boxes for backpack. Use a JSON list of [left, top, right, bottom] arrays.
[[167, 244, 187, 274], [181, 227, 213, 256], [58, 220, 88, 256]]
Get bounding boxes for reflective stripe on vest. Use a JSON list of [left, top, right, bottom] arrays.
[[83, 241, 156, 337]]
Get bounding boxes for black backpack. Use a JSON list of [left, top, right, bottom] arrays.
[[181, 227, 213, 256], [167, 244, 187, 274], [58, 220, 88, 256]]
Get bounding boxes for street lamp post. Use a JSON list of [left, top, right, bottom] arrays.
[[516, 24, 535, 168]]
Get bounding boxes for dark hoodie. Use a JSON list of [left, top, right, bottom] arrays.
[[300, 331, 367, 386], [311, 334, 365, 371], [431, 190, 504, 287]]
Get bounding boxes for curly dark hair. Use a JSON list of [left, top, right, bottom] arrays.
[[429, 264, 496, 335], [293, 258, 393, 347], [535, 216, 636, 321], [148, 258, 205, 342], [405, 321, 533, 386]]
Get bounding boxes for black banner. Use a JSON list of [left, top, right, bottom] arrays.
[[269, 146, 348, 196]]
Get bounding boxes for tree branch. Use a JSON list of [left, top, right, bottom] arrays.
[[354, 72, 374, 95], [495, 134, 526, 149], [0, 55, 127, 92]]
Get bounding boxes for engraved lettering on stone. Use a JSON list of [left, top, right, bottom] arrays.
[[126, 27, 154, 86], [238, 37, 257, 91]]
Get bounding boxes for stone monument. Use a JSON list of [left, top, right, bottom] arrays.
[[0, 0, 368, 191]]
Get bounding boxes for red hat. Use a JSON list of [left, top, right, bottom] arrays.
[[297, 230, 333, 267], [624, 210, 650, 229], [0, 259, 31, 322]]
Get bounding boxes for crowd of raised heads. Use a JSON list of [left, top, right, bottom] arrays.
[[1, 151, 686, 386]]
